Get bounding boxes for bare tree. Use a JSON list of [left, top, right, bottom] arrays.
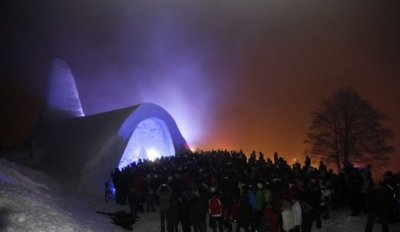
[[305, 88, 394, 171]]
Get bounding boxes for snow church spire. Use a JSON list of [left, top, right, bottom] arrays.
[[43, 58, 84, 123]]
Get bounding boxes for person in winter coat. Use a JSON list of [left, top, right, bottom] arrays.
[[281, 199, 295, 232], [319, 181, 331, 220], [231, 197, 240, 223], [127, 187, 137, 219], [166, 199, 179, 232], [237, 194, 252, 232], [179, 189, 192, 232], [105, 182, 114, 202], [132, 174, 145, 213], [291, 198, 302, 232], [306, 179, 322, 229], [365, 187, 391, 232], [255, 183, 265, 227], [264, 203, 278, 232], [157, 183, 173, 232], [190, 196, 205, 232], [286, 181, 298, 200], [263, 185, 272, 206], [382, 171, 399, 223], [248, 186, 257, 230], [248, 187, 257, 212], [348, 170, 363, 216], [190, 185, 208, 232], [365, 179, 393, 232], [221, 191, 233, 232], [208, 192, 224, 232], [271, 180, 283, 219], [300, 201, 314, 232], [145, 186, 156, 212]]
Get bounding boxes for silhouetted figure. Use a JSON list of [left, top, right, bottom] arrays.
[[264, 203, 278, 232], [157, 183, 173, 232], [105, 182, 114, 202], [349, 170, 363, 216], [255, 183, 265, 227], [111, 168, 125, 204], [127, 187, 137, 219], [365, 183, 392, 232], [167, 199, 179, 232], [237, 194, 252, 232], [300, 201, 314, 232], [179, 189, 192, 232], [189, 187, 208, 232], [145, 187, 156, 212]]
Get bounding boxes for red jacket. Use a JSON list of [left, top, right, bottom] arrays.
[[264, 207, 278, 232], [231, 200, 240, 221], [208, 195, 223, 217]]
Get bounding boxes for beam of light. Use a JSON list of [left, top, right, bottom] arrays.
[[189, 146, 199, 152], [135, 64, 213, 148], [118, 118, 175, 170], [76, 8, 218, 148], [146, 148, 160, 161]]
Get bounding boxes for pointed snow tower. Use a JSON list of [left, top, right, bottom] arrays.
[[42, 58, 84, 124], [33, 59, 190, 197]]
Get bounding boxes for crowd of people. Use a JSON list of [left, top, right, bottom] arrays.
[[109, 150, 400, 232]]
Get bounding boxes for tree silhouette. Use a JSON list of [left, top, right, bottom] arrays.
[[305, 88, 394, 171]]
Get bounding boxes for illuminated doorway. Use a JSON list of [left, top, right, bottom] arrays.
[[118, 117, 175, 169]]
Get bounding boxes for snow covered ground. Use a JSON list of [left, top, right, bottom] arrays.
[[1, 157, 399, 232], [0, 158, 127, 232], [132, 210, 400, 232]]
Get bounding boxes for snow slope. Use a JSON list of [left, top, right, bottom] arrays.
[[0, 158, 126, 232]]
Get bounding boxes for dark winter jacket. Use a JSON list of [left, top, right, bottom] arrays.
[[238, 196, 252, 227], [166, 201, 179, 224], [189, 197, 207, 225], [157, 184, 173, 212], [366, 185, 392, 219]]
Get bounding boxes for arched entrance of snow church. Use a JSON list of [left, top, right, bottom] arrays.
[[118, 117, 175, 169], [77, 103, 189, 197]]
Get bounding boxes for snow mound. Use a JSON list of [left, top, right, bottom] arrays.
[[0, 159, 125, 232]]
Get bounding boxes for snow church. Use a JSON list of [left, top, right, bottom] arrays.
[[32, 59, 190, 196]]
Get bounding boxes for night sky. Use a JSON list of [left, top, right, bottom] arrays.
[[1, 1, 399, 172]]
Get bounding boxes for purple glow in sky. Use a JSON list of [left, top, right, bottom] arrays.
[[77, 50, 216, 147], [72, 5, 222, 147]]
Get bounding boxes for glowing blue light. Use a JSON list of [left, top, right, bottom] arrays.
[[118, 117, 175, 169]]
